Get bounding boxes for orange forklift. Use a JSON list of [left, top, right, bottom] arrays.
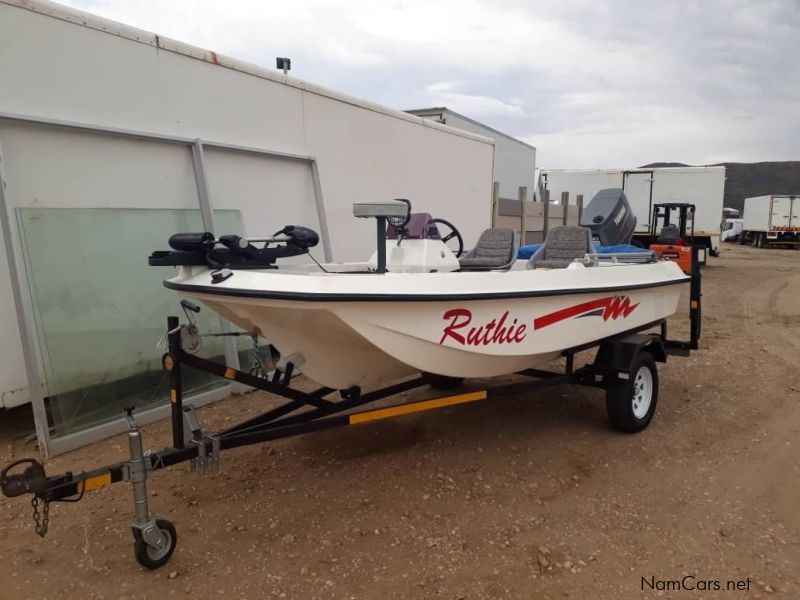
[[648, 203, 696, 275]]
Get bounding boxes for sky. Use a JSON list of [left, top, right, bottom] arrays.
[[64, 0, 800, 169]]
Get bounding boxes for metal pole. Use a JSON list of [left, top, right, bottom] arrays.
[[191, 139, 241, 374], [689, 245, 702, 350], [542, 189, 550, 241], [191, 139, 216, 234], [0, 112, 314, 163], [518, 186, 528, 245], [166, 317, 185, 449], [376, 217, 387, 274], [0, 139, 51, 457], [310, 160, 332, 261], [492, 181, 500, 227]]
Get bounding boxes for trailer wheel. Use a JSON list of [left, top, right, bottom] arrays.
[[421, 372, 464, 390], [134, 519, 177, 569], [605, 353, 658, 433]]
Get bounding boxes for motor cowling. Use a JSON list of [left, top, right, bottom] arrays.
[[168, 232, 215, 252], [580, 189, 638, 246]]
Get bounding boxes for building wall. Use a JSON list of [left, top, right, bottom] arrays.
[[443, 112, 536, 202], [0, 0, 495, 419], [409, 109, 536, 202]]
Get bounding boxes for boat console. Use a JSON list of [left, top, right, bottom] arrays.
[[354, 199, 463, 273]]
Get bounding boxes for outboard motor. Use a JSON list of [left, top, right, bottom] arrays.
[[580, 188, 637, 246]]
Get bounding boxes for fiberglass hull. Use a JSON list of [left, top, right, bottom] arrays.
[[167, 262, 688, 389]]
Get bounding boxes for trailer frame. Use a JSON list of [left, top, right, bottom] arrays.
[[1, 250, 701, 569]]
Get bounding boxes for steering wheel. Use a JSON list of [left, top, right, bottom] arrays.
[[430, 218, 464, 258], [388, 198, 412, 230]]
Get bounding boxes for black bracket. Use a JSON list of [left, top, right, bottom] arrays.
[[1, 459, 47, 498]]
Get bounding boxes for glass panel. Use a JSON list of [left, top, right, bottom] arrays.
[[16, 208, 243, 438]]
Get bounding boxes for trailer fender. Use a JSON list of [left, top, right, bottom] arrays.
[[593, 333, 667, 376]]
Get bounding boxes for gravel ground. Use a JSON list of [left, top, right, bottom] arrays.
[[1, 244, 798, 599]]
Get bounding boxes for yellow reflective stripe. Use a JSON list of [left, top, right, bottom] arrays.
[[170, 389, 177, 403], [81, 473, 112, 493], [224, 368, 237, 380], [690, 300, 698, 309], [349, 390, 488, 425]]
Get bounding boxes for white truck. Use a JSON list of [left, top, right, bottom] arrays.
[[741, 195, 800, 247], [541, 166, 726, 255], [721, 218, 744, 242]]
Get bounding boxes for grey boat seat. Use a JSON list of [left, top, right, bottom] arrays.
[[527, 226, 594, 269], [458, 228, 518, 271]]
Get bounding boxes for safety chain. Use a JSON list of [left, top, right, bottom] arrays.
[[31, 496, 49, 538], [249, 332, 271, 379]]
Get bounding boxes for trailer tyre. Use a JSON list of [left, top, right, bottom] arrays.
[[134, 519, 177, 570], [605, 353, 658, 433]]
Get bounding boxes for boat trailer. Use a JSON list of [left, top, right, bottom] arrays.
[[1, 255, 701, 569]]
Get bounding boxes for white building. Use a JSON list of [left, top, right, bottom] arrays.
[[407, 108, 536, 201], [0, 0, 495, 455]]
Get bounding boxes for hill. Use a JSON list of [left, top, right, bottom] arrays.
[[641, 161, 800, 214]]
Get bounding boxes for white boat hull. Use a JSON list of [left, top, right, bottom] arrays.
[[173, 262, 688, 389]]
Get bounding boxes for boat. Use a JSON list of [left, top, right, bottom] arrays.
[[150, 194, 689, 389]]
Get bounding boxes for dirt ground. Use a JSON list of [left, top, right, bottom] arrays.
[[1, 244, 798, 599]]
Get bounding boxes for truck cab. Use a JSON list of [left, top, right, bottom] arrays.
[[721, 218, 743, 243]]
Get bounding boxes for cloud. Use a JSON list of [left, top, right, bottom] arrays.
[[63, 0, 800, 168]]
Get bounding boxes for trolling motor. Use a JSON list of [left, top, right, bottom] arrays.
[[148, 225, 320, 269]]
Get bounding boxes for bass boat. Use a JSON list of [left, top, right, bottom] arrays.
[[150, 194, 689, 389]]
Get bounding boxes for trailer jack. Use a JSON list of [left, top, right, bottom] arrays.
[[125, 408, 178, 569]]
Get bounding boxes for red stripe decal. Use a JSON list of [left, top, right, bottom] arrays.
[[534, 296, 639, 330]]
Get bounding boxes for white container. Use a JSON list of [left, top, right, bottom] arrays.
[[742, 195, 800, 246]]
